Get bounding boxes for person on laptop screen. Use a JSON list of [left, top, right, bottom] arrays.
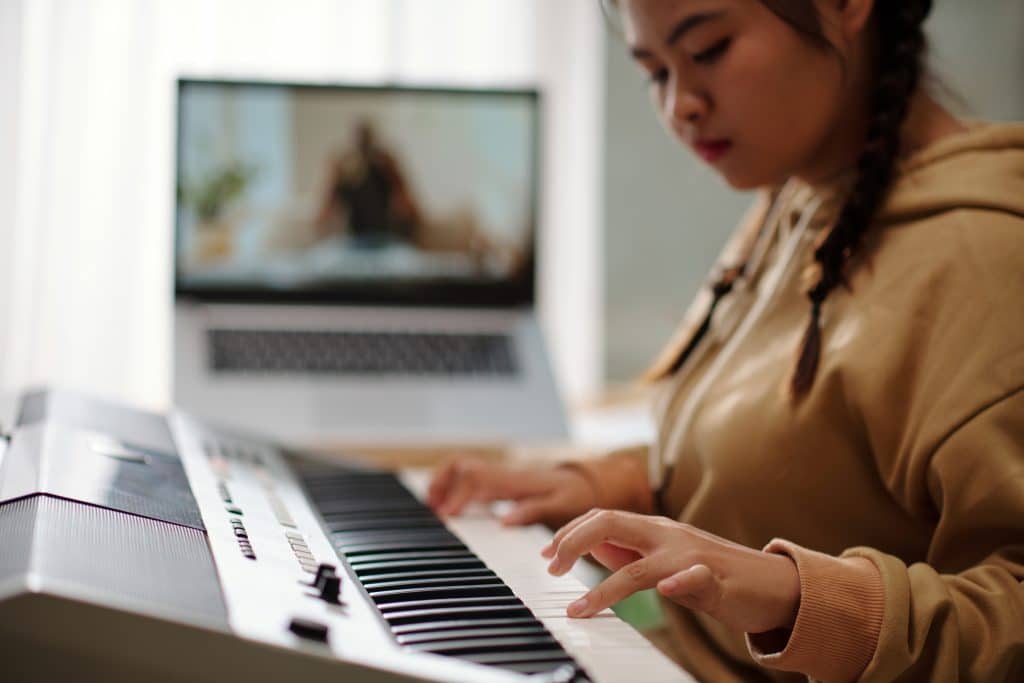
[[315, 120, 425, 249], [430, 1, 1024, 681]]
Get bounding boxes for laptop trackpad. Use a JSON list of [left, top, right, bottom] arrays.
[[310, 388, 433, 433]]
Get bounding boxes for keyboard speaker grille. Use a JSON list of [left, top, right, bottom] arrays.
[[0, 494, 227, 626]]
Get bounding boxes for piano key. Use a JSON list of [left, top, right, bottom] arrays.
[[461, 650, 579, 665], [376, 596, 521, 613], [409, 635, 560, 655], [351, 558, 486, 576], [339, 539, 467, 555], [395, 625, 549, 645], [326, 519, 444, 534], [368, 584, 512, 603], [355, 567, 496, 583], [361, 575, 500, 591], [332, 529, 459, 546], [346, 549, 476, 564], [384, 605, 534, 626], [389, 617, 542, 636]]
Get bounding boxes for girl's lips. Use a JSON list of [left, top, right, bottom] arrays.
[[694, 139, 733, 163]]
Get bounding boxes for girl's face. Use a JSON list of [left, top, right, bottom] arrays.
[[619, 0, 869, 190]]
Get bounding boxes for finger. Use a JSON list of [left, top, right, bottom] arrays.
[[656, 564, 720, 614], [566, 556, 666, 618], [501, 498, 553, 527], [548, 510, 655, 576], [427, 459, 460, 509], [437, 467, 480, 517], [540, 508, 602, 558], [589, 542, 642, 572]]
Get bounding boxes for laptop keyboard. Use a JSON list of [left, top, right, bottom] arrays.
[[208, 329, 518, 376]]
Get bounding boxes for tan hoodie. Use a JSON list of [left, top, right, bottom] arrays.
[[598, 123, 1024, 682]]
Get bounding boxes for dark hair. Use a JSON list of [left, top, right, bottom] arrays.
[[768, 1, 934, 400]]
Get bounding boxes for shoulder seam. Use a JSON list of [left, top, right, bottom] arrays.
[[931, 384, 1024, 457]]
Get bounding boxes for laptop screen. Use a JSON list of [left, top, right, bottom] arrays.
[[174, 79, 538, 307]]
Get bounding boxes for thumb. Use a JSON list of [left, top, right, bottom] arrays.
[[500, 498, 552, 527], [657, 564, 721, 613]]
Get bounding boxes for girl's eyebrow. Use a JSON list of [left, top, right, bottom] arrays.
[[630, 10, 728, 59]]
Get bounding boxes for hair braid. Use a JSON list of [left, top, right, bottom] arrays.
[[789, 0, 933, 400]]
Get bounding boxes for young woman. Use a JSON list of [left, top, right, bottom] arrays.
[[429, 1, 1024, 680]]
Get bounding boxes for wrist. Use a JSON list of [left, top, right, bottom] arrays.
[[772, 553, 801, 631], [554, 462, 605, 508]]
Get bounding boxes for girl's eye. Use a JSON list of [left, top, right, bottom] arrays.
[[648, 67, 669, 86], [693, 38, 731, 65]]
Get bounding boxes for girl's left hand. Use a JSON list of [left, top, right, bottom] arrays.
[[541, 509, 801, 636]]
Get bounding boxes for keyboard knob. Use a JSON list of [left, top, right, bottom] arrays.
[[288, 617, 329, 643], [310, 563, 337, 589], [319, 575, 342, 604]]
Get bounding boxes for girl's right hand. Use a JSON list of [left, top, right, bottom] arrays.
[[427, 457, 599, 528]]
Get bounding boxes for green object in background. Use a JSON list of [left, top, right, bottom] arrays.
[[612, 588, 666, 631], [573, 557, 665, 631]]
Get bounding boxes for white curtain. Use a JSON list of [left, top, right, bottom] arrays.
[[0, 0, 604, 411]]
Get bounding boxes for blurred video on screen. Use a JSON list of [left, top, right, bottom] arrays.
[[175, 81, 537, 291]]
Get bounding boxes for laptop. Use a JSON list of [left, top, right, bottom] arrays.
[[172, 78, 567, 447]]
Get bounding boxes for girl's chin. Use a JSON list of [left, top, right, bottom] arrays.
[[718, 170, 766, 191], [717, 163, 784, 191]]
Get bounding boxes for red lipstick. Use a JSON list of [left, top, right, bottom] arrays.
[[694, 139, 733, 163]]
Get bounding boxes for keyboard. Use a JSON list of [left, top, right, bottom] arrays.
[[0, 389, 690, 683], [208, 329, 518, 376]]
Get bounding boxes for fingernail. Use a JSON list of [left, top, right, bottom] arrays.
[[547, 558, 560, 575], [540, 543, 553, 557], [659, 578, 677, 593], [567, 598, 588, 617]]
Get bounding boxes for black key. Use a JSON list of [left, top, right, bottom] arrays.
[[385, 605, 534, 626], [377, 596, 521, 613], [362, 575, 500, 591], [348, 549, 476, 564], [333, 530, 459, 546], [341, 540, 467, 556], [463, 650, 576, 665], [370, 582, 509, 600], [369, 584, 511, 603], [320, 508, 437, 521], [352, 558, 486, 576], [410, 635, 560, 655], [325, 519, 444, 534], [355, 568, 496, 583], [389, 617, 541, 635], [396, 625, 549, 645]]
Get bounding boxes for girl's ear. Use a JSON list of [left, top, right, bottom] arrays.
[[837, 0, 875, 38]]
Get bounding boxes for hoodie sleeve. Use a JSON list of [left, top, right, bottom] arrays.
[[747, 387, 1024, 683], [850, 387, 1024, 682]]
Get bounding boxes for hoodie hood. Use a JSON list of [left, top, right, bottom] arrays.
[[879, 121, 1024, 224]]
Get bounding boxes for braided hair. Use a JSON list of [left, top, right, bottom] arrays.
[[774, 0, 934, 400]]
